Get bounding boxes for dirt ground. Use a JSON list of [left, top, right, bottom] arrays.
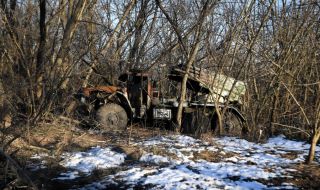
[[1, 119, 320, 190]]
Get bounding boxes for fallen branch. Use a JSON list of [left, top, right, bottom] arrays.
[[27, 145, 50, 153]]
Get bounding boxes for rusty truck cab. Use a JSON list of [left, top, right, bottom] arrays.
[[119, 70, 152, 119]]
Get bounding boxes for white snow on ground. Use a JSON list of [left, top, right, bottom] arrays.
[[59, 146, 126, 174], [55, 171, 80, 180], [30, 153, 49, 159], [114, 168, 157, 184], [26, 160, 47, 171], [55, 135, 320, 189], [26, 153, 49, 171], [140, 153, 171, 164]]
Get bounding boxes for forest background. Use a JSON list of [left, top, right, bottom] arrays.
[[0, 0, 319, 176]]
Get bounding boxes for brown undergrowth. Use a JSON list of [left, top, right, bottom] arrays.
[[1, 118, 319, 189]]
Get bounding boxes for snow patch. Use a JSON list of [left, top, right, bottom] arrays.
[[30, 153, 49, 159], [140, 153, 171, 164], [115, 167, 157, 184], [59, 146, 126, 174], [55, 171, 79, 180], [59, 135, 319, 189]]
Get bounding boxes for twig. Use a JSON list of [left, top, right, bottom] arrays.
[[281, 82, 311, 125], [271, 122, 310, 137], [58, 116, 80, 124], [294, 81, 320, 86], [27, 145, 50, 153]]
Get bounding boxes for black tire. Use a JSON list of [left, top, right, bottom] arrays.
[[181, 110, 211, 135], [213, 111, 244, 137], [96, 103, 128, 131]]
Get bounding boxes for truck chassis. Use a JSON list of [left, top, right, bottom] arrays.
[[76, 66, 247, 137]]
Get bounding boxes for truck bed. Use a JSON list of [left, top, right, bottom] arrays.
[[169, 65, 246, 104]]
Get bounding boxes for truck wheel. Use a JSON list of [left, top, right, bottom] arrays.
[[213, 111, 243, 137], [96, 103, 128, 131]]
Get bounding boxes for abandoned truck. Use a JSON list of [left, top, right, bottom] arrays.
[[76, 65, 247, 136]]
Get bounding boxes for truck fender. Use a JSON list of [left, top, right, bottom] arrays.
[[115, 92, 134, 120], [225, 106, 246, 122]]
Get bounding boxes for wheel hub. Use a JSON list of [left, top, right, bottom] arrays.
[[106, 113, 119, 125]]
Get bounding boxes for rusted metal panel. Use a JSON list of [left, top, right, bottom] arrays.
[[82, 86, 120, 96]]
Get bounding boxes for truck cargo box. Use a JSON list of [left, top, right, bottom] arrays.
[[169, 65, 246, 104]]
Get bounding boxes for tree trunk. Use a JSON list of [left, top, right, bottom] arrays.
[[82, 0, 137, 87], [65, 0, 137, 115], [306, 130, 320, 164], [35, 0, 46, 99], [129, 0, 147, 67], [156, 0, 213, 132], [175, 1, 212, 132], [175, 43, 201, 131], [269, 87, 279, 136], [56, 0, 88, 90]]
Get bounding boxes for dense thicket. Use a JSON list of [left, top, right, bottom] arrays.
[[0, 0, 319, 164]]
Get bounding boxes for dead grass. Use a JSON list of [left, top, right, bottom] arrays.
[[193, 149, 237, 162], [279, 151, 300, 160], [148, 146, 179, 160], [289, 163, 320, 189], [6, 117, 174, 167], [0, 119, 167, 189], [255, 163, 320, 190], [2, 118, 320, 190]]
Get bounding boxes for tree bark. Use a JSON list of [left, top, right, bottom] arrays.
[[175, 43, 201, 131], [156, 0, 214, 132], [306, 130, 320, 164], [306, 91, 320, 164], [269, 86, 279, 136], [175, 1, 213, 132], [56, 0, 88, 90], [35, 0, 46, 99], [82, 0, 137, 88], [129, 0, 148, 68], [65, 0, 137, 115]]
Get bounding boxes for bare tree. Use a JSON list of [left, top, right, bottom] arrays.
[[156, 0, 216, 131]]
